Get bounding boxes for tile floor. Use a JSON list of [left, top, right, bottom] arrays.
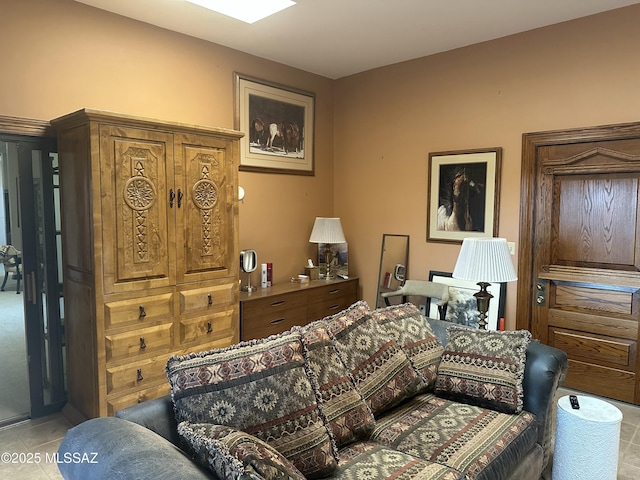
[[0, 388, 638, 479]]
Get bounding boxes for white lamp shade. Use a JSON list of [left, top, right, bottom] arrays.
[[309, 217, 346, 244], [453, 237, 517, 283]]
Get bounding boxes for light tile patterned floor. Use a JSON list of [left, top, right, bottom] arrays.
[[0, 389, 638, 479]]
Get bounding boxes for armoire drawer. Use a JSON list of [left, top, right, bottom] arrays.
[[106, 355, 168, 395], [104, 293, 174, 330], [180, 308, 236, 344], [105, 323, 173, 363], [180, 283, 234, 315], [107, 383, 171, 416]]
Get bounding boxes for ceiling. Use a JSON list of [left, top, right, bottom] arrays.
[[75, 0, 640, 79]]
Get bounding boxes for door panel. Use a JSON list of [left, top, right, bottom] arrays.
[[519, 123, 640, 405]]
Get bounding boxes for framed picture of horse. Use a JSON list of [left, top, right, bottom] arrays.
[[427, 147, 502, 243], [234, 73, 315, 175]]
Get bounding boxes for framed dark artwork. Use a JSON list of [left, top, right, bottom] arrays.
[[234, 73, 315, 175], [427, 148, 502, 243], [427, 270, 506, 330]]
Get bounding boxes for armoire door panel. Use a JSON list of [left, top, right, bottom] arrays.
[[175, 133, 235, 284], [100, 126, 175, 293]]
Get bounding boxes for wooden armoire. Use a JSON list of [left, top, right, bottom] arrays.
[[52, 109, 243, 419]]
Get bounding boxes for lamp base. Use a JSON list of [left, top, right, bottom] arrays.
[[474, 282, 494, 330]]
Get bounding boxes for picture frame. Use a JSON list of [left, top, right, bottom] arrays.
[[427, 270, 506, 330], [427, 148, 502, 243], [234, 73, 315, 175]]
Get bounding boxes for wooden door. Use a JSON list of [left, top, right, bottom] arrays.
[[174, 132, 237, 285], [518, 123, 640, 405], [100, 125, 174, 294]]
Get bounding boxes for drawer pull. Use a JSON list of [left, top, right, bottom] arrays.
[[207, 321, 213, 333], [271, 318, 285, 325], [270, 300, 285, 307], [137, 369, 144, 382], [208, 294, 213, 306], [169, 189, 175, 208], [327, 304, 341, 311], [328, 289, 340, 295], [139, 305, 146, 318], [139, 337, 146, 350], [177, 189, 184, 208]]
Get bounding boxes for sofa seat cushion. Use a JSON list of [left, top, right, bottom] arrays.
[[325, 301, 423, 418], [299, 322, 376, 447], [166, 332, 336, 478], [370, 394, 538, 480], [334, 442, 464, 480], [372, 303, 444, 392], [178, 421, 306, 480]]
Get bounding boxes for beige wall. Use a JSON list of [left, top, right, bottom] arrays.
[[1, 0, 335, 288], [334, 5, 640, 326], [3, 0, 640, 328]]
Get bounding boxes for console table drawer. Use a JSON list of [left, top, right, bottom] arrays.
[[241, 290, 308, 318], [308, 294, 357, 322], [242, 305, 308, 340]]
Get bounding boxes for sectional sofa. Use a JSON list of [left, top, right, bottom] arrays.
[[57, 301, 568, 480]]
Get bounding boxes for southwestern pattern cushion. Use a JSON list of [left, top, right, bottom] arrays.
[[371, 394, 537, 480], [336, 442, 464, 480], [325, 301, 422, 418], [166, 332, 336, 478], [299, 321, 376, 447], [372, 303, 444, 392], [178, 422, 306, 480], [434, 326, 532, 413]]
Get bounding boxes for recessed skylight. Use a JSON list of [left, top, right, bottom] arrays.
[[186, 0, 296, 24]]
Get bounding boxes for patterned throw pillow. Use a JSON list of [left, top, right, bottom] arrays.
[[325, 301, 422, 418], [372, 303, 444, 392], [434, 325, 532, 414], [166, 332, 337, 478], [178, 422, 306, 480], [299, 321, 376, 447]]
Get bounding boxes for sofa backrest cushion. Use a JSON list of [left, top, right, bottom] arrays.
[[325, 301, 423, 418], [435, 325, 532, 414], [178, 421, 306, 480], [371, 303, 444, 392], [166, 332, 337, 478], [299, 321, 376, 447]]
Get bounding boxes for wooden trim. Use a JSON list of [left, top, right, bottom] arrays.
[[0, 114, 54, 138]]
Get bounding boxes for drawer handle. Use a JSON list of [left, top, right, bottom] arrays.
[[208, 293, 213, 306], [207, 321, 213, 333], [177, 189, 184, 208], [328, 289, 340, 295], [271, 318, 285, 325], [139, 305, 146, 318], [169, 189, 175, 208], [270, 300, 285, 307], [139, 337, 146, 350], [137, 368, 144, 382], [328, 304, 341, 311]]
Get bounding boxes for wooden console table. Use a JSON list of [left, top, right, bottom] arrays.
[[240, 277, 358, 340]]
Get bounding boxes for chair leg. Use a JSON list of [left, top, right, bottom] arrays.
[[16, 270, 21, 294], [1, 272, 8, 291]]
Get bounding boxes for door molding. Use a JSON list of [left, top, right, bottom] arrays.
[[517, 121, 640, 331]]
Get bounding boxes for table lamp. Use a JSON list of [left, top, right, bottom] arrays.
[[309, 217, 346, 279], [452, 237, 517, 329]]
